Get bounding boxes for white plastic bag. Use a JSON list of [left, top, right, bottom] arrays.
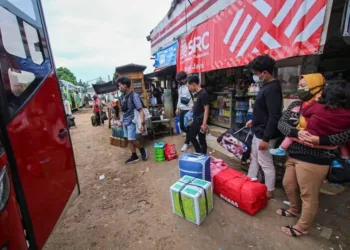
[[133, 108, 150, 135]]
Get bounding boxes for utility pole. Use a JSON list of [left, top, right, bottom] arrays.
[[108, 75, 110, 82]]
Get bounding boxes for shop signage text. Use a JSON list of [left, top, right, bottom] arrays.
[[177, 0, 328, 74], [154, 42, 178, 68]]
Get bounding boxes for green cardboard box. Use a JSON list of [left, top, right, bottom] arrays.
[[170, 175, 213, 225]]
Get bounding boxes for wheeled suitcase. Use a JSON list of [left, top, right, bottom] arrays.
[[179, 153, 211, 181], [91, 115, 98, 126], [213, 168, 268, 215]]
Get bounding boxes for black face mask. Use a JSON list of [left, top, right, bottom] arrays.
[[297, 85, 323, 101]]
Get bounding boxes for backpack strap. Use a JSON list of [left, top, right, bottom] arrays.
[[130, 91, 146, 109], [189, 90, 194, 101]]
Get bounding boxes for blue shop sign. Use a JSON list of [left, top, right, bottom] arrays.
[[154, 42, 177, 68]]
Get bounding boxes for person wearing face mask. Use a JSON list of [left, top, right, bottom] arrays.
[[269, 74, 336, 156], [275, 76, 350, 237], [175, 71, 194, 152], [246, 54, 283, 199]]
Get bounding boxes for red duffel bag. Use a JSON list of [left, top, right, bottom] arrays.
[[213, 168, 268, 215]]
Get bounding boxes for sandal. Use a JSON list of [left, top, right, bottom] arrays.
[[276, 208, 297, 217], [282, 225, 306, 237]]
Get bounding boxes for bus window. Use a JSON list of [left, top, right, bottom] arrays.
[[0, 4, 52, 119], [23, 22, 44, 65], [0, 7, 26, 58], [7, 0, 37, 21]]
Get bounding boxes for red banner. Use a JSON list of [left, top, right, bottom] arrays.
[[177, 0, 328, 73]]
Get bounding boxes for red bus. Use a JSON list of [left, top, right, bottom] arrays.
[[0, 0, 80, 249]]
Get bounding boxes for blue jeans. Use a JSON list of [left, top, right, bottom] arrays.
[[123, 122, 137, 141]]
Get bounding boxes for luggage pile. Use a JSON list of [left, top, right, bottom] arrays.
[[170, 153, 268, 225]]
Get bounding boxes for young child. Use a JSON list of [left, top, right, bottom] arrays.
[[270, 81, 350, 166]]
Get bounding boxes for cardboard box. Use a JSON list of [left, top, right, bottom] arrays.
[[110, 136, 128, 148], [170, 175, 213, 225]]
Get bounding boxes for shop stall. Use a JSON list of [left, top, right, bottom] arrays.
[[204, 68, 252, 129]]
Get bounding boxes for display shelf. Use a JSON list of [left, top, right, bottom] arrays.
[[212, 92, 233, 95], [209, 120, 231, 129], [209, 91, 235, 128], [211, 114, 230, 118], [211, 107, 233, 111]]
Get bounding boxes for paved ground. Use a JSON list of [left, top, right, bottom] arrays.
[[45, 111, 349, 250]]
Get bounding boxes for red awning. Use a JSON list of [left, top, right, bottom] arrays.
[[177, 0, 329, 73]]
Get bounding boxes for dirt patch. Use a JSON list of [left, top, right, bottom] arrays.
[[44, 112, 348, 250]]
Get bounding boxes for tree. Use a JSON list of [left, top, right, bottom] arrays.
[[76, 79, 89, 93], [95, 77, 105, 85], [56, 67, 77, 84]]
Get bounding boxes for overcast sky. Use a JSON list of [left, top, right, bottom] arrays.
[[42, 0, 171, 83]]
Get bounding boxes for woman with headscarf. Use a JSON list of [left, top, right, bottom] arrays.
[[275, 73, 350, 237], [270, 74, 336, 155]]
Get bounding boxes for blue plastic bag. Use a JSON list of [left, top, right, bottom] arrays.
[[184, 111, 193, 127], [175, 115, 181, 134]]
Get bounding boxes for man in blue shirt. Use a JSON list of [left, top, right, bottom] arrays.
[[117, 76, 148, 164]]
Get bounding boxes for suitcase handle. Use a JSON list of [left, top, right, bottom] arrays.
[[233, 126, 247, 135], [223, 175, 251, 183], [221, 175, 260, 203], [233, 126, 253, 143], [186, 153, 203, 159]]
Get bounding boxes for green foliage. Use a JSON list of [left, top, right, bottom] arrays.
[[56, 67, 77, 84], [95, 78, 105, 85], [76, 79, 89, 93]]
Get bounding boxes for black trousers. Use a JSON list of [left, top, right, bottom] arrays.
[[179, 109, 190, 144], [188, 118, 207, 154]]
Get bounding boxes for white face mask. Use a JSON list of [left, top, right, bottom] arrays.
[[253, 75, 261, 83]]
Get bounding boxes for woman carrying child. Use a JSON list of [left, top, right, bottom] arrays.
[[275, 73, 350, 237]]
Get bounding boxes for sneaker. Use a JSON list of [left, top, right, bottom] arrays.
[[181, 144, 189, 152], [269, 147, 287, 156], [331, 160, 342, 168], [140, 148, 148, 161], [125, 154, 139, 164]]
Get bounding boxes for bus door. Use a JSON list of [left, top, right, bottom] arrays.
[[0, 0, 79, 249], [0, 133, 27, 250]]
